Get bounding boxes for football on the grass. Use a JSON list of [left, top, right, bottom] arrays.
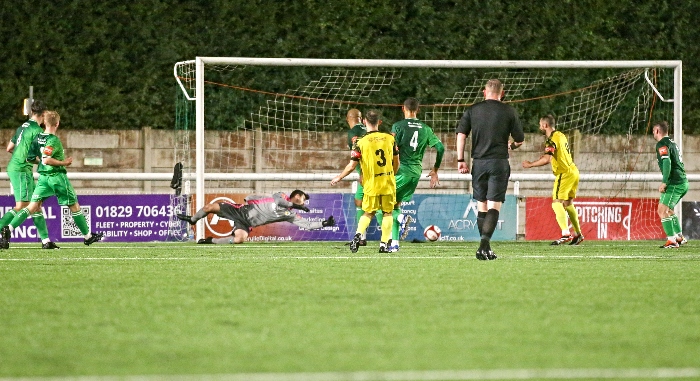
[[423, 225, 441, 241]]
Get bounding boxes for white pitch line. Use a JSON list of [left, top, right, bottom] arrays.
[[1, 255, 697, 261], [522, 255, 672, 259], [0, 256, 467, 261], [0, 243, 682, 251], [2, 368, 700, 381]]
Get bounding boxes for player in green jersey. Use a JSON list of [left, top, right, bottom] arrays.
[[653, 121, 688, 249], [0, 100, 56, 249], [0, 111, 103, 249], [390, 98, 444, 252]]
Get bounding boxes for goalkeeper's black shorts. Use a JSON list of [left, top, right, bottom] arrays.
[[218, 202, 253, 233]]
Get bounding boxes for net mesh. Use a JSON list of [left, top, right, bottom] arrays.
[[173, 61, 675, 242]]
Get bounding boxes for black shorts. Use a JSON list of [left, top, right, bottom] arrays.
[[471, 158, 510, 202], [217, 202, 253, 233]]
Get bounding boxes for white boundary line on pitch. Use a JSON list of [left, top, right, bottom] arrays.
[[3, 368, 700, 381], [0, 255, 695, 261], [521, 255, 685, 259], [0, 256, 465, 261]]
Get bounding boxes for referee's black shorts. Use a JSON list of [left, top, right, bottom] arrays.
[[471, 158, 510, 203], [217, 202, 253, 233]]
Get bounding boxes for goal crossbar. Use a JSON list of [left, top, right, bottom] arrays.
[[196, 58, 681, 69]]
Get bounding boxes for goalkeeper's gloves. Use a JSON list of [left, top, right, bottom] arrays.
[[291, 203, 310, 212], [322, 216, 335, 227]]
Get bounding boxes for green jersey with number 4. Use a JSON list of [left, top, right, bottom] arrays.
[[28, 133, 67, 175], [391, 118, 444, 178]]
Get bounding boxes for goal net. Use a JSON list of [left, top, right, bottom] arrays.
[[173, 59, 681, 243]]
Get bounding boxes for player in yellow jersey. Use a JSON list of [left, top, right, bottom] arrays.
[[331, 110, 399, 253], [522, 114, 584, 245]]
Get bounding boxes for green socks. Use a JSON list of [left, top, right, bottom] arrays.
[[72, 209, 90, 236], [32, 212, 49, 240], [0, 210, 17, 228], [391, 209, 401, 241]]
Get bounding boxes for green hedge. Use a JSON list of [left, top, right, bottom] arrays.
[[1, 0, 697, 133]]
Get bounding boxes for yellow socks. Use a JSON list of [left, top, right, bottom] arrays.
[[565, 204, 581, 235], [357, 214, 371, 235], [380, 213, 393, 243], [552, 202, 569, 235]]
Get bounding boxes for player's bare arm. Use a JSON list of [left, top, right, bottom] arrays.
[[330, 160, 358, 186], [6, 142, 15, 153], [428, 140, 444, 188], [522, 154, 551, 169], [456, 132, 469, 174], [428, 168, 439, 188]]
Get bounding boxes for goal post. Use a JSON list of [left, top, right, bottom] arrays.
[[174, 58, 684, 242]]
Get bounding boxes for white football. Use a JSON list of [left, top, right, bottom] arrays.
[[423, 225, 441, 241]]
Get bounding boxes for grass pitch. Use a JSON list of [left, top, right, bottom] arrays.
[[0, 241, 699, 380]]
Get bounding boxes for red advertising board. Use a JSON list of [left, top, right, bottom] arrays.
[[525, 197, 665, 240]]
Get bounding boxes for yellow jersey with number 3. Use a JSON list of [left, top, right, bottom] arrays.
[[351, 131, 398, 196], [544, 130, 577, 175]]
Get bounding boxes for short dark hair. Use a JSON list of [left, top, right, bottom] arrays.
[[290, 189, 309, 201], [364, 109, 381, 126], [655, 121, 670, 135], [540, 114, 556, 128], [403, 97, 419, 112], [31, 100, 47, 116]]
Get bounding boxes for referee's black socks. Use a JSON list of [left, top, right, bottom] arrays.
[[477, 211, 487, 236], [479, 209, 500, 250]]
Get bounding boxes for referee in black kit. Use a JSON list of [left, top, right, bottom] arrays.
[[456, 79, 525, 260]]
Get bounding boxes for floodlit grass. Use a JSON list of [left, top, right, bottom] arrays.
[[0, 241, 699, 379]]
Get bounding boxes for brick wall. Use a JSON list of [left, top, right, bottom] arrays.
[[0, 128, 696, 200]]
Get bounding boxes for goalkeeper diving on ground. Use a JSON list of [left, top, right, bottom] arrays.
[[177, 190, 335, 244]]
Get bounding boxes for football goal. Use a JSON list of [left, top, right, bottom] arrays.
[[173, 58, 684, 242]]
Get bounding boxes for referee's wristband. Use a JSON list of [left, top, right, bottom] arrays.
[[457, 159, 465, 162]]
